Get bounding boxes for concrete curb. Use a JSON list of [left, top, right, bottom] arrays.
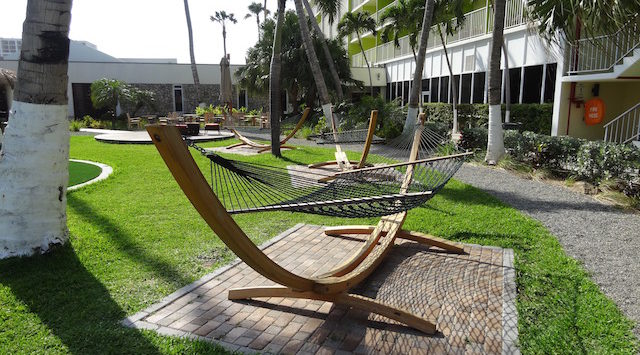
[[68, 159, 113, 191]]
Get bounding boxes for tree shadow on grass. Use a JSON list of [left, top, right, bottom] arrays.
[[0, 245, 163, 354], [67, 194, 192, 288]]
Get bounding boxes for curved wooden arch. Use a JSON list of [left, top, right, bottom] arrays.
[[145, 115, 463, 334], [225, 108, 311, 153]]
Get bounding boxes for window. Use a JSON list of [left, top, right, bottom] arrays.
[[544, 63, 557, 103], [386, 83, 391, 101], [430, 78, 439, 102], [439, 76, 449, 103], [461, 73, 472, 104], [522, 65, 543, 103], [507, 67, 521, 104], [452, 75, 461, 104], [238, 89, 247, 108], [402, 81, 410, 105], [472, 72, 485, 103], [464, 55, 475, 72], [173, 85, 183, 112], [1, 40, 17, 54], [421, 79, 430, 103]]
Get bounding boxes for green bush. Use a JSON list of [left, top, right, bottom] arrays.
[[69, 120, 83, 132], [338, 97, 406, 139], [423, 103, 552, 134], [459, 126, 488, 151], [576, 141, 640, 183]]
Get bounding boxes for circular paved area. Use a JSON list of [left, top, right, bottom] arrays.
[[80, 128, 233, 144]]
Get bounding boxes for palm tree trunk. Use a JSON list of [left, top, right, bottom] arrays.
[[0, 0, 73, 258], [269, 0, 286, 157], [404, 0, 436, 135], [256, 16, 261, 40], [264, 0, 268, 22], [357, 35, 375, 97], [184, 0, 201, 104], [485, 0, 506, 164], [302, 0, 344, 100], [502, 40, 511, 123], [438, 26, 458, 136], [223, 22, 228, 58], [293, 0, 335, 132]]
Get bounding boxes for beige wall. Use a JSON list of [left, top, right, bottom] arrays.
[[554, 80, 640, 140]]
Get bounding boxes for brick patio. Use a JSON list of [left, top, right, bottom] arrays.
[[123, 224, 519, 354]]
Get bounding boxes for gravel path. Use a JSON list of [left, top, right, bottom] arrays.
[[455, 163, 640, 338]]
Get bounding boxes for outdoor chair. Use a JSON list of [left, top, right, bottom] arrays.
[[126, 113, 141, 130]]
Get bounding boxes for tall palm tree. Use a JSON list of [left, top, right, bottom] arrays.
[[485, 0, 506, 164], [90, 78, 134, 129], [210, 11, 238, 58], [0, 0, 73, 258], [269, 0, 286, 157], [183, 0, 201, 104], [338, 11, 377, 96], [403, 0, 436, 134], [432, 0, 464, 136], [293, 0, 336, 132], [380, 0, 422, 61], [302, 0, 344, 100], [245, 2, 270, 40]]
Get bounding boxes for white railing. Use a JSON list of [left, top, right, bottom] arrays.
[[446, 7, 489, 44], [355, 0, 526, 65], [568, 19, 640, 74], [604, 102, 640, 144], [352, 47, 377, 67], [374, 0, 398, 22], [351, 0, 370, 11]]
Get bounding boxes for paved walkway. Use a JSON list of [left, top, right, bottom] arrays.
[[80, 128, 233, 144], [124, 224, 518, 354], [456, 164, 640, 338]]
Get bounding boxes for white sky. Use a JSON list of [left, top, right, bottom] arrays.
[[0, 0, 286, 65]]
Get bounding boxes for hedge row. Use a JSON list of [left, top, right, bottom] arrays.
[[423, 103, 553, 135], [460, 127, 640, 189]]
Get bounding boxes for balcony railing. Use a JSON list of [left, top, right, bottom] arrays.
[[568, 19, 640, 74], [604, 102, 640, 144], [352, 0, 527, 66]]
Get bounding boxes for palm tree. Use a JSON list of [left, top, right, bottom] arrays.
[[302, 0, 344, 100], [90, 78, 134, 129], [403, 0, 436, 134], [485, 0, 506, 164], [338, 11, 377, 96], [432, 0, 464, 136], [293, 0, 336, 132], [379, 0, 422, 61], [210, 11, 238, 58], [245, 2, 270, 40], [183, 0, 201, 104], [269, 0, 286, 157], [0, 0, 73, 258]]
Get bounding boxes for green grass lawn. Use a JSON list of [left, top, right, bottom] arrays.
[[68, 160, 102, 187], [0, 136, 637, 354]]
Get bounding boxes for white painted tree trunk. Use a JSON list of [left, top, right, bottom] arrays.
[[485, 104, 504, 164], [0, 102, 69, 258]]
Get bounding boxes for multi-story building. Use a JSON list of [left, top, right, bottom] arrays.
[[315, 0, 640, 146], [0, 38, 264, 119]]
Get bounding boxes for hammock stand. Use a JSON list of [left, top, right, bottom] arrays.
[[146, 114, 468, 335], [226, 108, 311, 153]]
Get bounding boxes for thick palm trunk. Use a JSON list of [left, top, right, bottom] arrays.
[[485, 0, 506, 164], [0, 0, 73, 258], [269, 0, 286, 157], [184, 0, 201, 104], [222, 23, 228, 58], [294, 0, 335, 132], [302, 0, 344, 100], [404, 0, 435, 134], [438, 26, 458, 136]]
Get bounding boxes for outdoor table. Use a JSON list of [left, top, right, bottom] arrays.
[[186, 122, 200, 136]]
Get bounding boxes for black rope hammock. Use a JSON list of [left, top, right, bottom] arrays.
[[186, 122, 470, 218]]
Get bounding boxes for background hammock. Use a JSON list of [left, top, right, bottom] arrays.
[[187, 120, 470, 218]]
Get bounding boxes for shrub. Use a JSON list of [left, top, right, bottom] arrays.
[[459, 126, 488, 151], [337, 97, 406, 139], [69, 120, 83, 132], [423, 103, 552, 134], [576, 141, 640, 184]]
